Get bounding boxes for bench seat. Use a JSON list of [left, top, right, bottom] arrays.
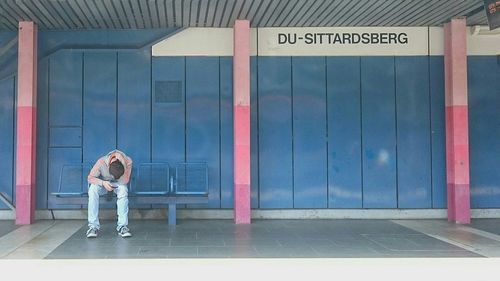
[[50, 162, 209, 225]]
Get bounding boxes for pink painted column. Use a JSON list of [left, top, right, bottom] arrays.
[[444, 18, 470, 224], [233, 20, 251, 224], [15, 21, 38, 225]]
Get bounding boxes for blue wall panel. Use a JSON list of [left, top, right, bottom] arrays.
[[258, 57, 293, 208], [468, 56, 500, 208], [250, 57, 259, 208], [186, 57, 221, 208], [117, 50, 151, 164], [117, 50, 151, 208], [82, 52, 117, 164], [327, 57, 362, 208], [220, 57, 234, 208], [0, 31, 18, 80], [0, 77, 15, 209], [152, 57, 186, 164], [429, 56, 447, 208], [49, 127, 82, 147], [361, 57, 397, 208], [48, 50, 83, 209], [47, 148, 82, 209], [37, 58, 49, 208], [395, 57, 432, 208], [292, 57, 328, 208], [49, 50, 82, 127]]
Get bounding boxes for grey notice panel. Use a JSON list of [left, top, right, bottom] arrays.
[[485, 0, 500, 30], [155, 81, 183, 103]]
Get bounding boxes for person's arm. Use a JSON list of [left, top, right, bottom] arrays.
[[119, 157, 133, 185], [88, 158, 105, 186]]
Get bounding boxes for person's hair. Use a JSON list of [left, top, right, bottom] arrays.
[[109, 161, 124, 180]]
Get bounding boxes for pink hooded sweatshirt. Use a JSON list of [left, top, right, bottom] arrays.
[[87, 149, 133, 186]]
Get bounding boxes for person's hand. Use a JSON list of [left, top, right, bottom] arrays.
[[102, 181, 114, 191]]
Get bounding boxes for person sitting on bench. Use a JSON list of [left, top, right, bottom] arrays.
[[86, 149, 133, 238]]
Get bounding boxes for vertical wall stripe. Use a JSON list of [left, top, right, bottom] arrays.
[[117, 50, 151, 164], [220, 56, 234, 208], [233, 20, 251, 223], [15, 21, 37, 224], [361, 56, 397, 208], [327, 57, 362, 208], [186, 57, 221, 208], [468, 56, 500, 208], [47, 50, 83, 210], [292, 56, 327, 208], [250, 56, 259, 209], [35, 58, 49, 209], [444, 18, 470, 224], [258, 56, 293, 208], [395, 56, 432, 208], [429, 56, 446, 208], [82, 52, 117, 163], [151, 57, 186, 164]]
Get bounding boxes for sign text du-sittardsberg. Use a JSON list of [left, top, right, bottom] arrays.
[[278, 32, 409, 45]]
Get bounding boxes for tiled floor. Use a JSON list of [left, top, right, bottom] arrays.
[[0, 221, 18, 237], [4, 218, 500, 259], [3, 218, 500, 281], [44, 219, 482, 259]]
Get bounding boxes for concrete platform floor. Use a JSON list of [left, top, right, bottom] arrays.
[[2, 219, 500, 280]]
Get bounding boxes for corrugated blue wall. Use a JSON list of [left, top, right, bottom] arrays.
[[255, 56, 445, 209], [2, 33, 500, 210]]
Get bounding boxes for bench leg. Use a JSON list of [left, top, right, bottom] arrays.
[[168, 203, 176, 225]]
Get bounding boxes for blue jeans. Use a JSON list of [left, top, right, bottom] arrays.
[[88, 183, 129, 231]]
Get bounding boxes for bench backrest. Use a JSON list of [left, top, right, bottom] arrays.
[[57, 162, 209, 196]]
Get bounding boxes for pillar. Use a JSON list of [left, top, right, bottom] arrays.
[[15, 21, 38, 224], [233, 20, 251, 224], [444, 18, 470, 224]]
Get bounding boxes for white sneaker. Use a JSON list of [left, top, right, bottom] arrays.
[[86, 227, 98, 238], [118, 226, 132, 238]]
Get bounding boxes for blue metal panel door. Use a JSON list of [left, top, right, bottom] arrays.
[[48, 148, 83, 208], [49, 51, 82, 127], [361, 56, 397, 208], [258, 57, 293, 208], [152, 56, 186, 164], [429, 56, 446, 208], [327, 57, 362, 208], [118, 50, 151, 208], [83, 52, 117, 164], [395, 57, 432, 208], [220, 57, 234, 208], [186, 57, 221, 208], [0, 77, 15, 209], [48, 50, 83, 209], [469, 56, 500, 208], [292, 57, 328, 208], [117, 50, 151, 164]]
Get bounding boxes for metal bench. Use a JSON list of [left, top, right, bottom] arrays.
[[51, 162, 209, 225]]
